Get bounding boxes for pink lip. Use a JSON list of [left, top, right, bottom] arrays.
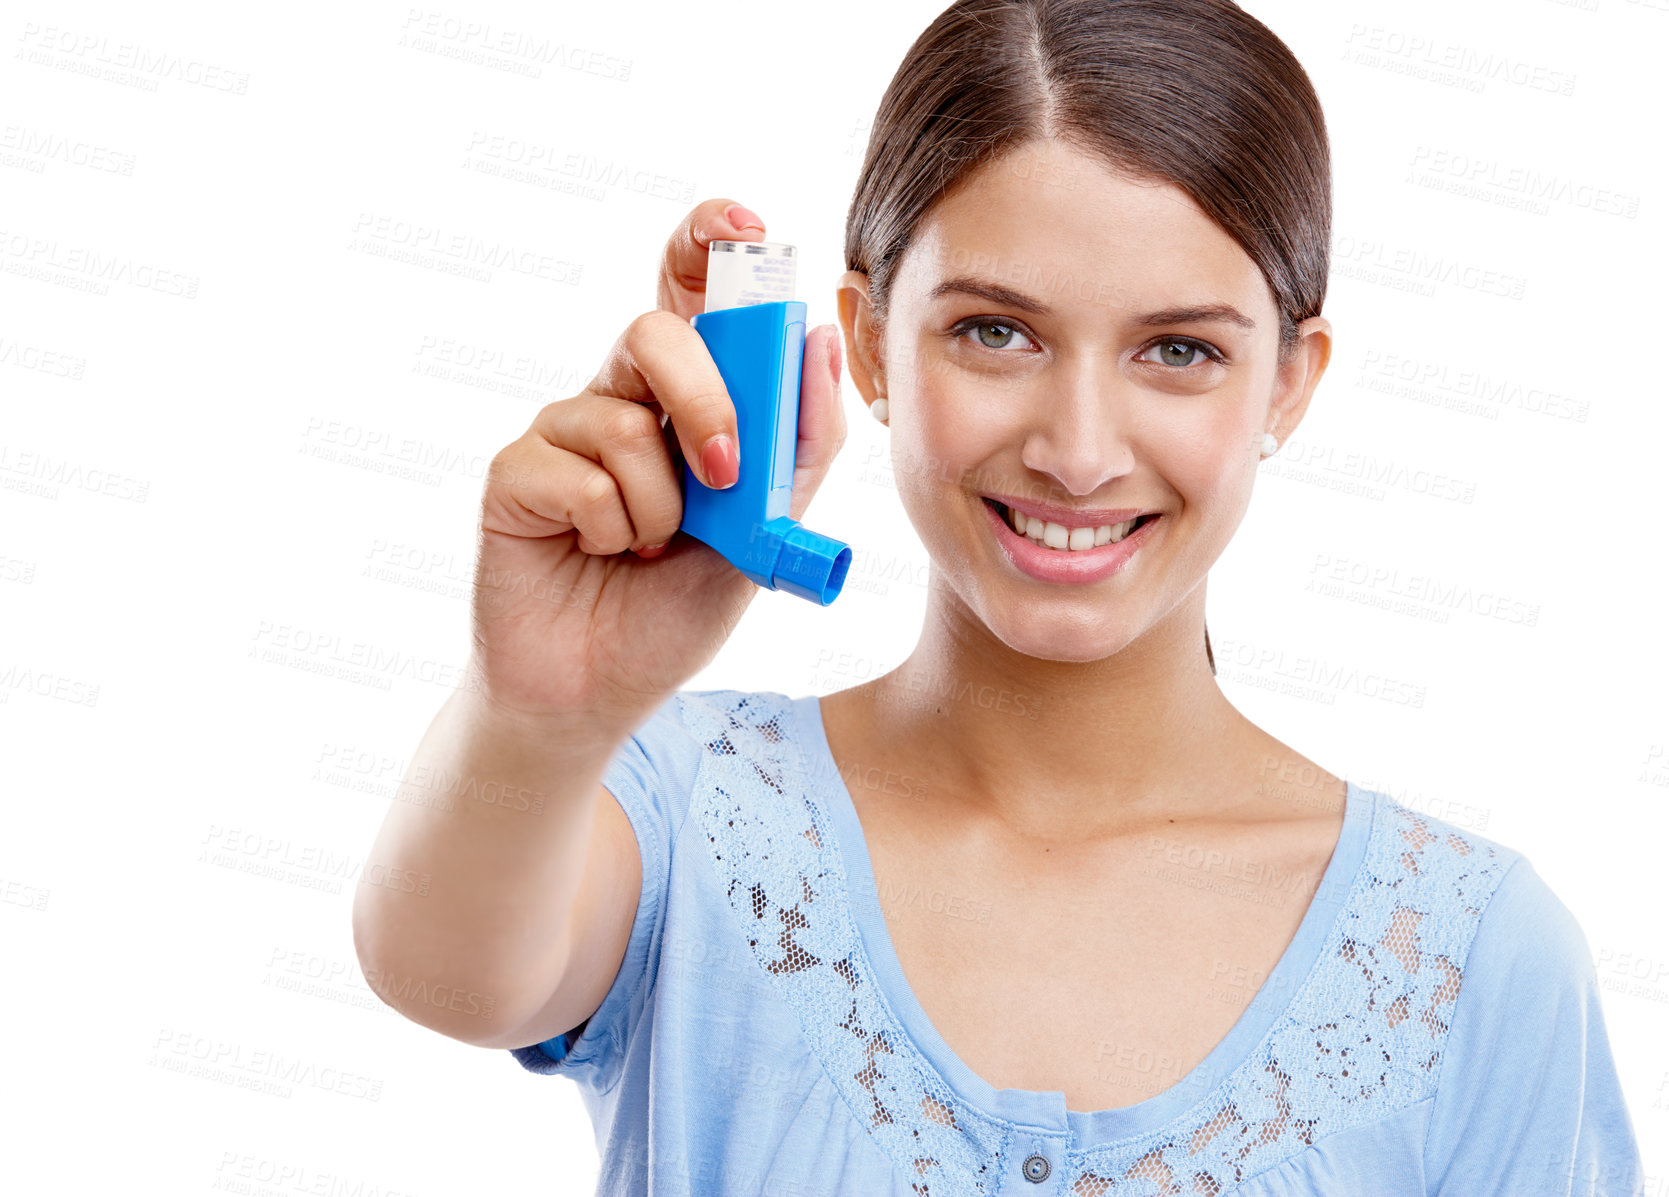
[[981, 498, 1158, 584]]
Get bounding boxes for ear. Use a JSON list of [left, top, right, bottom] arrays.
[[1266, 315, 1332, 443], [835, 269, 887, 408]]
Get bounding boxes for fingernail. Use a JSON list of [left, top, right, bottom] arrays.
[[724, 204, 765, 233], [634, 541, 670, 558], [701, 433, 739, 489]]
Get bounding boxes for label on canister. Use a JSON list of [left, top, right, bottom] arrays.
[[705, 240, 797, 313]]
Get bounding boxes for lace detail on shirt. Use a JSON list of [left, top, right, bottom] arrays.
[[1065, 803, 1509, 1192], [683, 690, 1512, 1194], [689, 691, 1011, 1193]]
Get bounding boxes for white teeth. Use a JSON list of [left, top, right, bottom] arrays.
[[1001, 503, 1144, 551]]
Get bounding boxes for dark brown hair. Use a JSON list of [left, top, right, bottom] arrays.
[[844, 0, 1332, 675]]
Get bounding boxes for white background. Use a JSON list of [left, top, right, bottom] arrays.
[[4, 0, 1666, 1192]]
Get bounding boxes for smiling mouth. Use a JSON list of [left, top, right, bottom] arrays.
[[981, 497, 1159, 551]]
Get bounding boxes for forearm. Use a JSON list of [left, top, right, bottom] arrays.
[[351, 682, 627, 1043]]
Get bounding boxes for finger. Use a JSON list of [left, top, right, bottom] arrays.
[[485, 436, 638, 556], [656, 197, 767, 321], [529, 393, 685, 551], [591, 309, 740, 492], [787, 323, 849, 523]]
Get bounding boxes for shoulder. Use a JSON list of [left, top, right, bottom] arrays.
[[616, 686, 795, 751], [1354, 785, 1592, 989], [671, 686, 798, 729], [1356, 785, 1523, 909], [601, 688, 790, 833], [1276, 787, 1606, 1123], [660, 688, 808, 763], [1404, 802, 1642, 1193], [1447, 846, 1598, 999], [618, 688, 805, 799]]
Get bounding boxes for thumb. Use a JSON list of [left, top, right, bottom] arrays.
[[786, 323, 849, 524]]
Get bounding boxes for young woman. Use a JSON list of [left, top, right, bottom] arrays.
[[353, 1, 1645, 1192]]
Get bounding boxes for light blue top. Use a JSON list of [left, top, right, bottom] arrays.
[[510, 689, 1645, 1196]]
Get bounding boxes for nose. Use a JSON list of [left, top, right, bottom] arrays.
[[1016, 354, 1134, 498]]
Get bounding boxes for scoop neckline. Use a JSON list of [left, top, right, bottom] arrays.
[[789, 690, 1376, 1146]]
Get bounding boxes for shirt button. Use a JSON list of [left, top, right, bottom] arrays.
[[1022, 1152, 1051, 1183]]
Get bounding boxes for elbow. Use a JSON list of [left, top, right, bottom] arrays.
[[350, 886, 409, 1021], [349, 879, 394, 989], [348, 890, 560, 1049]]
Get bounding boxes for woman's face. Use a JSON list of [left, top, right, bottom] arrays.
[[839, 136, 1330, 665]]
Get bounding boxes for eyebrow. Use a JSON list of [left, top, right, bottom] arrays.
[[926, 275, 1257, 330]]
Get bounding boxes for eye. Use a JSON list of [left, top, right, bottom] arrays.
[[951, 318, 1039, 353], [1137, 337, 1226, 369]]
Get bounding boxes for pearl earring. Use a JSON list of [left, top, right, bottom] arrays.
[[871, 398, 889, 424], [1260, 432, 1279, 458]]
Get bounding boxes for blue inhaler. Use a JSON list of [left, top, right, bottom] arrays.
[[679, 239, 852, 605]]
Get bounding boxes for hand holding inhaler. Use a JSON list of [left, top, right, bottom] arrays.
[[469, 199, 850, 735]]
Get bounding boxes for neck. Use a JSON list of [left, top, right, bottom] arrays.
[[857, 575, 1255, 843]]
